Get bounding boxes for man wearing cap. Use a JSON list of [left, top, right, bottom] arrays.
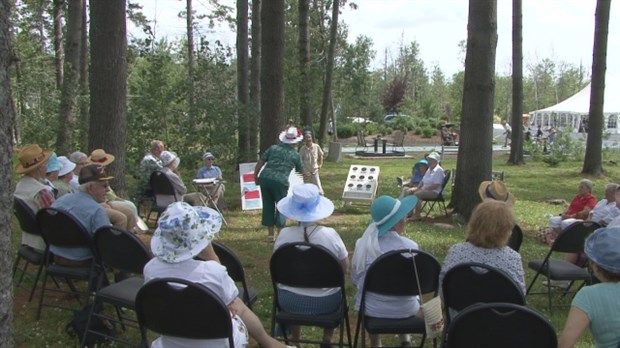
[[14, 144, 56, 251], [53, 156, 77, 197], [50, 165, 112, 265], [405, 152, 445, 220], [196, 152, 226, 210], [299, 130, 324, 195]]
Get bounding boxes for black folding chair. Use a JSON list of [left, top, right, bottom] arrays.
[[270, 242, 351, 347], [81, 226, 153, 347], [420, 170, 451, 219], [508, 224, 524, 252], [441, 262, 525, 328], [148, 170, 181, 222], [13, 197, 47, 301], [444, 303, 557, 348], [354, 249, 441, 348], [136, 277, 234, 347], [36, 208, 100, 320], [212, 241, 258, 308], [526, 220, 600, 313]]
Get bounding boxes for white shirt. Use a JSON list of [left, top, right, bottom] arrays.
[[420, 164, 445, 194], [591, 199, 614, 223]]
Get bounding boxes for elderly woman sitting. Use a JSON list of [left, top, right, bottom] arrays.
[[548, 179, 597, 234]]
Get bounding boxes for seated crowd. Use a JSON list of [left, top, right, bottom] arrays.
[[12, 140, 620, 348]]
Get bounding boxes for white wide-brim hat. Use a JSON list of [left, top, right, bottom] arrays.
[[277, 184, 334, 222], [57, 156, 76, 177], [151, 202, 222, 263], [279, 127, 304, 144]]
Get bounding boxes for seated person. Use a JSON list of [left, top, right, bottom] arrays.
[[351, 195, 420, 348], [68, 151, 89, 190], [441, 125, 457, 146], [274, 184, 349, 346], [404, 152, 445, 220], [401, 159, 428, 194], [159, 150, 205, 207], [558, 227, 620, 348], [196, 152, 226, 210], [143, 202, 291, 348], [50, 165, 112, 265], [589, 183, 620, 227], [547, 179, 597, 237], [53, 156, 76, 197], [137, 140, 165, 197], [14, 144, 56, 252], [44, 153, 61, 198]]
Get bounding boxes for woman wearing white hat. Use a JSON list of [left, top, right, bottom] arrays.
[[405, 152, 445, 220], [274, 184, 348, 346], [144, 202, 293, 348], [351, 195, 421, 347], [254, 126, 305, 241], [53, 156, 77, 197]]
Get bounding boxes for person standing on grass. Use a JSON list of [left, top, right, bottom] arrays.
[[501, 120, 512, 147], [299, 130, 324, 195]]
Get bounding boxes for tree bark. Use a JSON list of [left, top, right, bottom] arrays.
[[318, 0, 339, 147], [508, 0, 525, 164], [56, 0, 82, 155], [53, 0, 64, 89], [186, 0, 196, 124], [450, 0, 497, 220], [582, 0, 610, 175], [249, 0, 261, 159], [0, 0, 16, 344], [298, 0, 312, 129], [236, 0, 250, 161], [260, 0, 285, 153], [89, 0, 128, 196], [78, 0, 89, 150]]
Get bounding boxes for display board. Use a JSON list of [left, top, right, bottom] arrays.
[[239, 162, 262, 210], [342, 164, 380, 204]]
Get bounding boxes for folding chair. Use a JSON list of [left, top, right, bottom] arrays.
[[270, 242, 351, 347], [508, 224, 524, 252], [444, 303, 557, 348], [212, 241, 258, 308], [136, 277, 234, 347], [441, 262, 525, 329], [148, 170, 181, 222], [420, 169, 451, 219], [81, 226, 152, 347], [192, 179, 228, 226], [12, 197, 46, 301], [526, 220, 600, 313], [36, 208, 100, 320], [354, 249, 441, 348]]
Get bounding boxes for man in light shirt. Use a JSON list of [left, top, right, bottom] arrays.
[[405, 152, 445, 220]]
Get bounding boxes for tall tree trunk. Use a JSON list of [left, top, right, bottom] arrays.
[[249, 0, 261, 159], [237, 0, 250, 162], [89, 0, 128, 196], [78, 0, 89, 150], [582, 0, 610, 175], [53, 0, 64, 89], [508, 0, 525, 164], [56, 0, 82, 155], [186, 0, 196, 124], [259, 0, 285, 153], [0, 0, 16, 344], [298, 0, 312, 129], [450, 0, 497, 220], [318, 0, 339, 147]]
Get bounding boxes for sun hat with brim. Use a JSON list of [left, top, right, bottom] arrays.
[[277, 183, 334, 222], [427, 152, 441, 162], [478, 180, 515, 205], [279, 126, 304, 144], [15, 144, 53, 174], [413, 159, 428, 170], [46, 153, 61, 173], [88, 149, 115, 166], [160, 151, 180, 167], [151, 202, 223, 263], [371, 195, 418, 236], [57, 156, 76, 177], [202, 152, 215, 160], [585, 227, 620, 274], [78, 165, 113, 185]]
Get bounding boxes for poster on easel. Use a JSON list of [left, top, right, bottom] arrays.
[[239, 162, 262, 210]]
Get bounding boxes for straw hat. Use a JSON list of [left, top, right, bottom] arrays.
[[88, 149, 115, 166], [279, 127, 303, 144], [15, 144, 53, 174], [478, 180, 515, 205], [277, 184, 334, 222]]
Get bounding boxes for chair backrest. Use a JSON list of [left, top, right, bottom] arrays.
[[14, 197, 40, 236], [438, 170, 451, 196], [136, 277, 233, 345], [508, 224, 524, 252], [270, 242, 344, 290], [362, 249, 441, 298], [356, 132, 367, 147], [552, 221, 600, 253], [442, 262, 525, 317], [149, 170, 179, 200], [393, 131, 405, 146], [36, 208, 92, 248], [212, 242, 246, 284], [94, 226, 152, 274], [445, 302, 557, 348]]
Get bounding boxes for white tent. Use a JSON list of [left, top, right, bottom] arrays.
[[529, 75, 620, 134]]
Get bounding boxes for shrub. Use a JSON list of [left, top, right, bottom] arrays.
[[421, 127, 436, 138], [414, 128, 423, 135], [336, 124, 356, 138]]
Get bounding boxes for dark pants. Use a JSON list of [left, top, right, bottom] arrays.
[[259, 177, 288, 228]]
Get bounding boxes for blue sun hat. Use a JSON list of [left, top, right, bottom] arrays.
[[277, 184, 334, 222], [151, 202, 223, 263], [585, 227, 620, 274], [371, 195, 418, 236], [46, 152, 61, 173]]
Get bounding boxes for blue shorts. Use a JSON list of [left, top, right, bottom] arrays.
[[278, 288, 342, 314]]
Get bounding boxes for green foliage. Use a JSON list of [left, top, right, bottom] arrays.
[[525, 128, 586, 167], [388, 115, 415, 132], [336, 123, 356, 138], [421, 127, 436, 138]]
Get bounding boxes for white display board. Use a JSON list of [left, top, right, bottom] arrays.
[[342, 164, 380, 204], [239, 162, 262, 210]]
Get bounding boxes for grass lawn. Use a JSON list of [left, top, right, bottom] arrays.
[[12, 151, 620, 347]]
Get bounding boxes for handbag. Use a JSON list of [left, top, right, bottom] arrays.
[[412, 253, 444, 339]]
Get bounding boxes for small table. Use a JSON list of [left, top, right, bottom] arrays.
[[374, 138, 388, 154], [192, 179, 228, 226]]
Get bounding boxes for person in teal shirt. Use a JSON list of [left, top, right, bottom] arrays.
[[254, 127, 304, 241]]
